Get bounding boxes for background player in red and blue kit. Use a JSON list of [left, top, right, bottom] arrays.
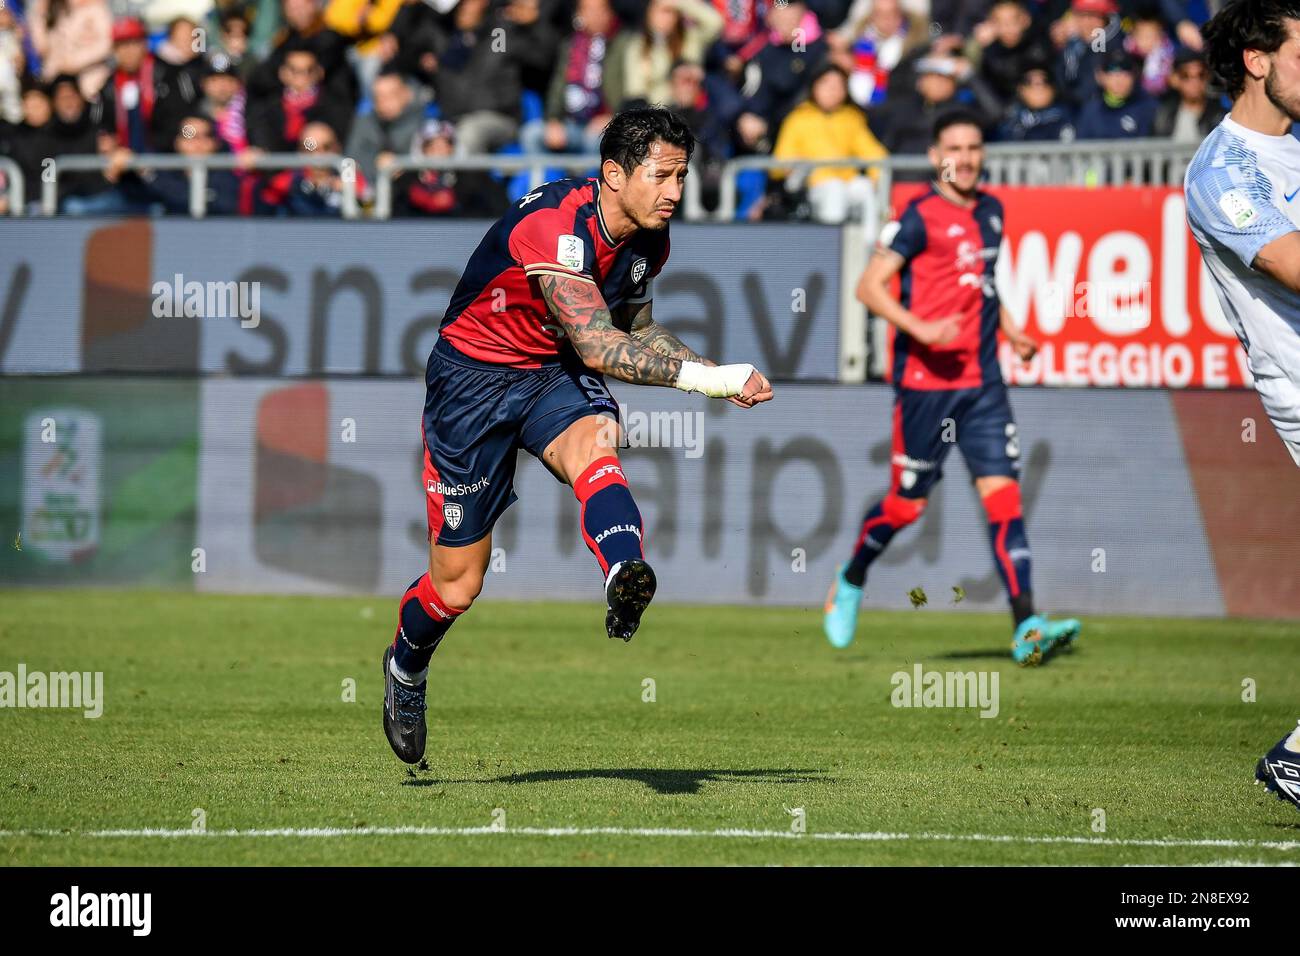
[[383, 107, 774, 764], [823, 110, 1080, 665]]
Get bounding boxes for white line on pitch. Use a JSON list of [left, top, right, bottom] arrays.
[[0, 826, 1296, 851]]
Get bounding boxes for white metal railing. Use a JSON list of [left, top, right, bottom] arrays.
[[40, 152, 359, 218], [710, 139, 1200, 221], [372, 152, 712, 221], [374, 153, 598, 221], [20, 138, 1200, 221], [978, 136, 1198, 187], [0, 156, 25, 216], [715, 154, 906, 223]]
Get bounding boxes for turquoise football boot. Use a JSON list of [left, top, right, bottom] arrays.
[[1046, 617, 1082, 653], [822, 564, 863, 649], [1010, 614, 1050, 666]]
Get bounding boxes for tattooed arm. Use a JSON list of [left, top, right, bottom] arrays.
[[537, 274, 684, 386], [537, 274, 773, 404], [618, 296, 775, 408], [618, 298, 708, 364]]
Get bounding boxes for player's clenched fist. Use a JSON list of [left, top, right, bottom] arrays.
[[728, 368, 773, 408], [675, 361, 773, 406]]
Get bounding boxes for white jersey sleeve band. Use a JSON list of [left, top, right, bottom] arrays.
[[675, 361, 755, 398]]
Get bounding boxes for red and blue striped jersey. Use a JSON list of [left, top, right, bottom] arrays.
[[439, 177, 671, 367], [884, 183, 1005, 391]]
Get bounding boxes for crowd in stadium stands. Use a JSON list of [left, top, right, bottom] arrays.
[[0, 0, 1232, 220]]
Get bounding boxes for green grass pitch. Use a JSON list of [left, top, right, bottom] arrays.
[[1, 589, 1297, 866]]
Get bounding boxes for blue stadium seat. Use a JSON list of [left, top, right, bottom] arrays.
[[496, 93, 602, 201], [521, 90, 544, 125], [734, 169, 767, 221], [500, 92, 565, 200], [498, 141, 532, 201]]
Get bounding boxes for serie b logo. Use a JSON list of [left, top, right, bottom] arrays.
[[443, 502, 464, 531]]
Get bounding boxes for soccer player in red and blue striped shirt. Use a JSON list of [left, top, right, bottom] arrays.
[[823, 110, 1080, 665], [383, 107, 774, 763]]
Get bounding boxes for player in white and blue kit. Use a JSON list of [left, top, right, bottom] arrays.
[[1195, 1, 1300, 818], [1187, 0, 1300, 465]]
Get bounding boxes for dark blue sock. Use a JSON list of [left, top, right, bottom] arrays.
[[391, 573, 464, 678], [844, 493, 925, 587], [983, 485, 1034, 622], [574, 457, 644, 576]]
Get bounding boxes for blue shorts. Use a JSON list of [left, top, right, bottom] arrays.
[[890, 381, 1020, 498], [421, 336, 619, 546]]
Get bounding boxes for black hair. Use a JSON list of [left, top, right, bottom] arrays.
[[1203, 0, 1300, 98], [809, 61, 850, 88], [48, 73, 84, 99], [21, 75, 51, 97], [1098, 43, 1137, 73], [279, 36, 320, 62], [375, 62, 410, 81], [932, 107, 985, 144], [599, 105, 695, 173], [178, 112, 216, 133], [1018, 52, 1054, 81]]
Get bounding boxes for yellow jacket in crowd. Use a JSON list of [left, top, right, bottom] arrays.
[[772, 101, 889, 188], [324, 0, 404, 55]]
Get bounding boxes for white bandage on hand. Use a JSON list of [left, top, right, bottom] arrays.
[[674, 361, 755, 398]]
